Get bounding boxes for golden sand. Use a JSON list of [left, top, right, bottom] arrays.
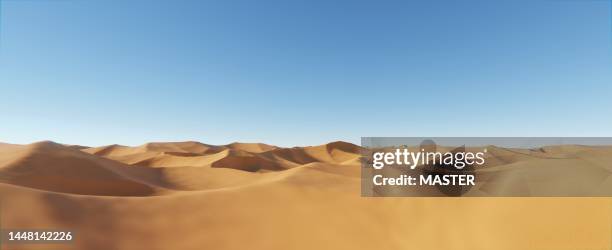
[[0, 141, 609, 250]]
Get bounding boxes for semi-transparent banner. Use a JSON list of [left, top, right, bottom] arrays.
[[361, 137, 612, 197]]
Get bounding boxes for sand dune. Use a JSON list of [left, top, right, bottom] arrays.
[[0, 141, 610, 250], [0, 141, 161, 196], [226, 142, 278, 153], [84, 141, 223, 157], [83, 140, 361, 171]]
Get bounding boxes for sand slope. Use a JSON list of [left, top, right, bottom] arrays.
[[0, 141, 161, 196], [0, 141, 610, 250]]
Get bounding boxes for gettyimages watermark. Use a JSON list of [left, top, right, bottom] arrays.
[[361, 137, 612, 197]]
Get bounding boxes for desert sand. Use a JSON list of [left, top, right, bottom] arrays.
[[0, 141, 610, 250]]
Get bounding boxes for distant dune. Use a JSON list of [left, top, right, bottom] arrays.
[[0, 141, 610, 250]]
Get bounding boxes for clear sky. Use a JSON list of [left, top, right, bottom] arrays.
[[0, 0, 611, 147]]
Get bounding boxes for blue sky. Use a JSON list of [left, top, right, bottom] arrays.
[[0, 0, 611, 147]]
